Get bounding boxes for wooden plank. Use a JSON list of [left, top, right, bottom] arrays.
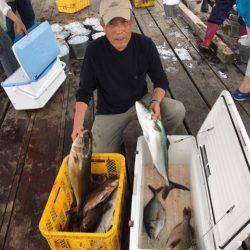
[[178, 2, 234, 63], [2, 82, 69, 249], [0, 108, 36, 248], [0, 92, 10, 127], [169, 15, 250, 133], [133, 10, 210, 135]]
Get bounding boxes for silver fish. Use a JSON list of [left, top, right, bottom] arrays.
[[144, 185, 165, 239], [136, 101, 189, 199], [95, 188, 118, 233], [68, 130, 92, 213], [165, 207, 195, 250]]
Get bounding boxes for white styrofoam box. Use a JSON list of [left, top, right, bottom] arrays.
[[2, 57, 66, 110], [130, 91, 250, 250]]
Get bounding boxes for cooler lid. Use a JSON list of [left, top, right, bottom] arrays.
[[196, 90, 250, 248], [12, 21, 59, 80]]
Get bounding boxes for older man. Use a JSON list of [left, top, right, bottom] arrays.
[[72, 0, 185, 153]]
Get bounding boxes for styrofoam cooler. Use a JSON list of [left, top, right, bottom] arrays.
[[130, 90, 250, 249], [1, 21, 66, 110], [3, 58, 66, 110]]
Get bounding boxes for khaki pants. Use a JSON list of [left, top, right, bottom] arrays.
[[92, 93, 185, 153]]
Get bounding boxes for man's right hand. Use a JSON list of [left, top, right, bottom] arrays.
[[71, 125, 84, 141]]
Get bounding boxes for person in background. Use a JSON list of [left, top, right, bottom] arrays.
[[5, 0, 34, 41], [233, 0, 250, 101], [198, 0, 247, 50], [0, 0, 27, 77]]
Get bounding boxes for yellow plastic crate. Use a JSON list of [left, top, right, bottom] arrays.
[[55, 0, 90, 13], [39, 153, 127, 250], [133, 0, 155, 8]]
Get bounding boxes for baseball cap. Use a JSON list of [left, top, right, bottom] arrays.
[[99, 0, 132, 25]]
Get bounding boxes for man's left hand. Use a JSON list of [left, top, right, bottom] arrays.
[[150, 102, 161, 120]]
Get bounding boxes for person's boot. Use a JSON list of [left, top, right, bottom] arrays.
[[199, 22, 219, 50], [201, 0, 208, 13], [240, 25, 247, 36]]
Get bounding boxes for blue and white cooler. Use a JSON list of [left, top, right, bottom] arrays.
[[1, 21, 66, 110]]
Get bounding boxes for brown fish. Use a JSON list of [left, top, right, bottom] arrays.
[[165, 207, 195, 250], [67, 130, 92, 213], [82, 179, 119, 215], [80, 204, 104, 232]]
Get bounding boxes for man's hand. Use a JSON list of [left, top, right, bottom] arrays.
[[71, 124, 84, 141], [150, 101, 161, 121], [15, 19, 28, 36]]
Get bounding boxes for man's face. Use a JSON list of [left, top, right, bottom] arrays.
[[101, 16, 134, 51]]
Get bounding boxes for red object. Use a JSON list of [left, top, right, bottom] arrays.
[[199, 22, 219, 49], [240, 25, 247, 36]]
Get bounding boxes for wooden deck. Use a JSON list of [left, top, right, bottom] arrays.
[[0, 0, 250, 249]]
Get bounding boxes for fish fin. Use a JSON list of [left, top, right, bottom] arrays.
[[73, 154, 79, 164], [166, 137, 170, 150], [162, 185, 170, 200], [170, 239, 181, 248], [147, 185, 163, 194], [169, 180, 190, 192]]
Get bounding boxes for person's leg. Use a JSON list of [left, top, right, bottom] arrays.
[[92, 110, 133, 153], [0, 27, 19, 77], [200, 0, 234, 49], [233, 27, 250, 101], [16, 0, 35, 30], [5, 1, 17, 41]]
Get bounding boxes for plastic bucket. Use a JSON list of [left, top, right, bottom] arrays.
[[186, 0, 196, 11], [238, 36, 250, 64], [68, 35, 89, 60], [58, 43, 70, 72], [163, 3, 179, 18]]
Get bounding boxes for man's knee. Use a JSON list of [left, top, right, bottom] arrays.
[[173, 101, 186, 123]]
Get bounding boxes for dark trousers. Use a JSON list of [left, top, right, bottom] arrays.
[[208, 0, 245, 26], [6, 0, 35, 41], [0, 27, 19, 77]]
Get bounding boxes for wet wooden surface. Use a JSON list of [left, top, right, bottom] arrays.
[[0, 0, 250, 249]]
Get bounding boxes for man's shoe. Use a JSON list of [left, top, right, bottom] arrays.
[[199, 22, 219, 50], [233, 89, 250, 101]]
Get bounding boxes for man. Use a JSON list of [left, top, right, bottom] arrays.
[[72, 0, 185, 153], [199, 0, 247, 50], [6, 0, 34, 41]]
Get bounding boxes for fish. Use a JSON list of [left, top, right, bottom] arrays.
[[67, 130, 92, 213], [82, 179, 119, 215], [80, 204, 104, 232], [143, 185, 166, 239], [165, 207, 195, 250], [95, 188, 118, 233], [136, 101, 190, 199]]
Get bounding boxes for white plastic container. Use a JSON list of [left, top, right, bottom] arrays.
[[2, 58, 66, 110], [130, 91, 250, 250]]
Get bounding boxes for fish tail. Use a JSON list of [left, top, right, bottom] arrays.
[[169, 180, 190, 192], [161, 180, 190, 200], [147, 185, 163, 195]]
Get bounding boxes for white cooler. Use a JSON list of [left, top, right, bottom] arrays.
[[130, 90, 250, 250], [1, 21, 66, 110]]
